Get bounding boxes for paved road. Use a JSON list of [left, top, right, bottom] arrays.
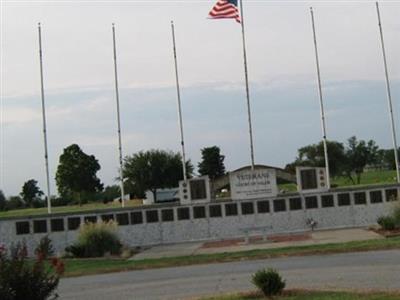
[[58, 250, 400, 300]]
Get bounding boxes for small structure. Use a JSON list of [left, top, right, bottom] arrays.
[[113, 194, 131, 203], [144, 188, 179, 205], [364, 163, 390, 172]]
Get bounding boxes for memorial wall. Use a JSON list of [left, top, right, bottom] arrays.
[[0, 183, 398, 256]]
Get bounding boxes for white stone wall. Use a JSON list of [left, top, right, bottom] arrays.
[[0, 184, 398, 256]]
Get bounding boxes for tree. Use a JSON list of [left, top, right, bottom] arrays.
[[285, 140, 346, 177], [56, 144, 103, 206], [198, 146, 226, 179], [123, 149, 193, 201], [20, 179, 44, 208], [286, 136, 384, 185], [343, 136, 379, 184], [124, 180, 145, 199], [5, 196, 25, 210], [0, 190, 6, 211], [377, 148, 400, 171], [95, 185, 121, 203]]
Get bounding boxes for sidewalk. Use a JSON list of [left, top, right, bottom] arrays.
[[131, 228, 383, 260]]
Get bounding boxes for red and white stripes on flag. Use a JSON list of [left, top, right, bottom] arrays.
[[209, 0, 241, 23]]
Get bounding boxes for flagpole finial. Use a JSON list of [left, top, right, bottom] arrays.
[[38, 22, 41, 26], [112, 22, 115, 27]]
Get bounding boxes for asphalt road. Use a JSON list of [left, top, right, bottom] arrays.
[[58, 249, 400, 300]]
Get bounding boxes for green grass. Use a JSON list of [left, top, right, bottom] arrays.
[[278, 183, 298, 192], [279, 170, 397, 192], [200, 290, 400, 300], [0, 200, 142, 219], [61, 237, 400, 277], [332, 170, 398, 187]]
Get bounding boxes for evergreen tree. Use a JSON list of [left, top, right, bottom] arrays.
[[56, 144, 103, 205], [198, 146, 226, 179]]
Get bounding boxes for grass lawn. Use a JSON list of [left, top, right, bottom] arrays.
[[0, 199, 142, 219], [62, 237, 400, 277], [332, 170, 398, 187], [279, 170, 398, 192], [200, 290, 400, 300]]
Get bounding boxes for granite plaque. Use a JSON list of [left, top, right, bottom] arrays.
[[230, 168, 278, 200]]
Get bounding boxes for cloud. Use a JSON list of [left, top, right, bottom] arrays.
[[3, 107, 41, 125], [2, 1, 399, 100]]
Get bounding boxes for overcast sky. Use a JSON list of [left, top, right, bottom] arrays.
[[1, 0, 399, 196]]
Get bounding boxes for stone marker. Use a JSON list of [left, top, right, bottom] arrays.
[[230, 167, 278, 200]]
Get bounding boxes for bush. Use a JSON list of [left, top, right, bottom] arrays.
[[252, 268, 285, 298], [0, 190, 6, 211], [393, 205, 400, 227], [65, 220, 122, 258], [64, 244, 86, 258], [35, 236, 55, 259], [377, 216, 396, 230], [5, 196, 25, 210], [51, 196, 71, 207], [0, 242, 64, 300], [31, 199, 46, 208]]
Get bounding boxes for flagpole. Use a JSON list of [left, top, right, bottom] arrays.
[[38, 23, 52, 213], [171, 21, 188, 182], [239, 0, 255, 171], [310, 7, 331, 189], [376, 2, 400, 183], [112, 23, 126, 207]]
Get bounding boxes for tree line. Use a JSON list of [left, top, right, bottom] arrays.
[[0, 145, 226, 210], [0, 137, 398, 211], [285, 136, 399, 185]]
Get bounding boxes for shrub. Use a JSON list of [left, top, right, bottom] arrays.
[[64, 244, 85, 258], [31, 199, 46, 208], [35, 236, 55, 260], [0, 190, 6, 211], [5, 196, 25, 210], [393, 204, 400, 227], [65, 220, 122, 258], [377, 216, 396, 230], [51, 196, 71, 207], [252, 268, 285, 298], [0, 242, 64, 300]]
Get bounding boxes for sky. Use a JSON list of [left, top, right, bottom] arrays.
[[1, 0, 399, 197]]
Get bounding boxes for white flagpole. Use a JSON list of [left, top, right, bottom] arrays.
[[171, 21, 188, 182], [112, 24, 126, 207], [310, 8, 331, 189], [376, 2, 400, 183], [38, 23, 52, 213], [239, 0, 255, 171]]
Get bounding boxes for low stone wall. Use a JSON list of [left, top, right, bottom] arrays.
[[0, 184, 398, 256]]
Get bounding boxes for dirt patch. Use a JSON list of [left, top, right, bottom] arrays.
[[268, 233, 311, 242], [202, 239, 243, 248], [201, 233, 311, 249], [372, 228, 400, 238]]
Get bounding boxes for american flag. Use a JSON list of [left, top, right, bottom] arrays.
[[209, 0, 241, 23]]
